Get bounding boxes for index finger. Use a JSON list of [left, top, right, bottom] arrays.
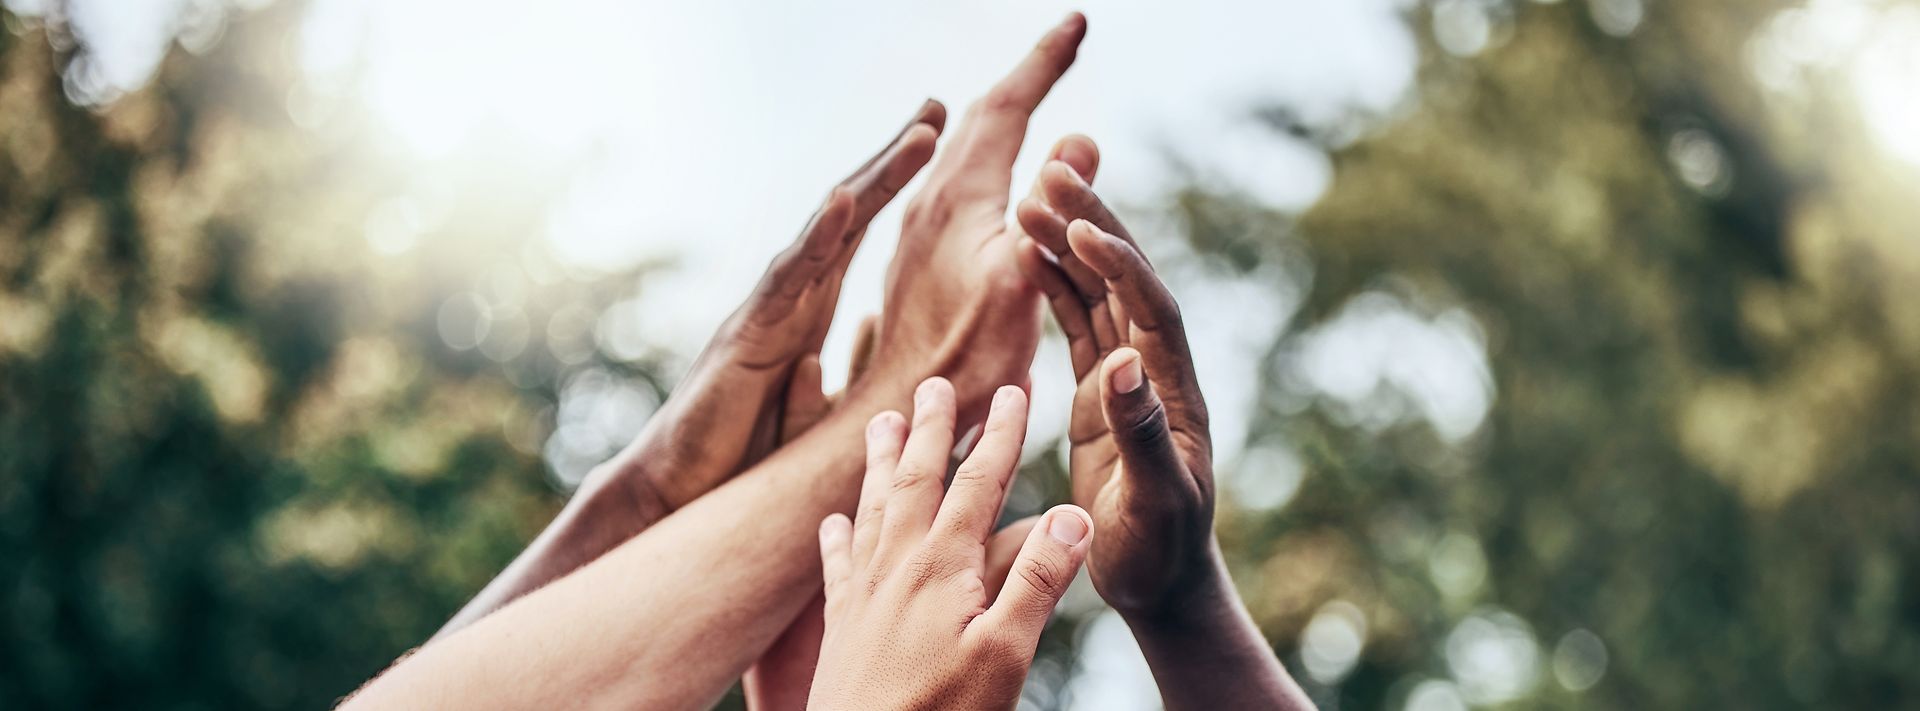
[[928, 13, 1087, 201]]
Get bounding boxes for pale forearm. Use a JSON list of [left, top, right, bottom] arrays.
[[347, 386, 899, 710], [432, 472, 667, 641], [1125, 551, 1316, 711]]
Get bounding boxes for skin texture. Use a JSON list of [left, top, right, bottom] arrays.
[[431, 97, 943, 641], [808, 380, 1092, 711], [343, 15, 1090, 711], [863, 13, 1092, 429], [1014, 157, 1318, 711]]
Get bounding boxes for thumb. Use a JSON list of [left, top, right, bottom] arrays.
[[982, 516, 1041, 597], [1098, 347, 1186, 489], [781, 354, 829, 443], [975, 505, 1092, 648]]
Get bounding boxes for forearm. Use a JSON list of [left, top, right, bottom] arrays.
[[431, 473, 667, 641], [1124, 549, 1316, 711], [346, 384, 903, 710], [432, 364, 779, 640]]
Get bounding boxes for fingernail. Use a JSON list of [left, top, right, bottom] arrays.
[[993, 385, 1016, 410], [1113, 354, 1144, 394], [916, 379, 936, 409], [1048, 510, 1089, 545]]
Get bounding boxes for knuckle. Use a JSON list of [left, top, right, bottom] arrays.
[[974, 90, 1022, 117], [1016, 555, 1070, 598], [889, 464, 937, 495], [1121, 401, 1173, 451], [970, 632, 1032, 670], [904, 193, 953, 230], [950, 461, 999, 491], [900, 550, 951, 592]]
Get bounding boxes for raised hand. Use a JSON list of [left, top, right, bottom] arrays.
[[1015, 155, 1315, 710], [743, 326, 1038, 710], [860, 13, 1092, 425], [1015, 159, 1216, 616], [590, 101, 946, 518], [433, 102, 942, 640], [808, 379, 1093, 710]]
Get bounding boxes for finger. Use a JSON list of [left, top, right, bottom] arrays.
[[844, 120, 941, 228], [1098, 348, 1195, 494], [781, 354, 829, 442], [1066, 220, 1203, 401], [759, 188, 857, 302], [982, 516, 1040, 598], [1039, 160, 1136, 248], [851, 411, 908, 572], [931, 386, 1029, 550], [1016, 239, 1100, 378], [848, 314, 879, 383], [1016, 195, 1108, 302], [819, 514, 855, 613], [1017, 137, 1101, 254], [973, 505, 1092, 648], [873, 377, 958, 568], [931, 13, 1087, 200], [1050, 134, 1100, 183]]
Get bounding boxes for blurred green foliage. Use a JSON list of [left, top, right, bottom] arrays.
[[2, 1, 1918, 710]]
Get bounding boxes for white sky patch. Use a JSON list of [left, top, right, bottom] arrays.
[[1288, 291, 1495, 443]]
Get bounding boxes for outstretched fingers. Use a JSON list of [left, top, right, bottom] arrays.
[[1065, 220, 1204, 422], [1016, 239, 1101, 378], [929, 13, 1087, 202]]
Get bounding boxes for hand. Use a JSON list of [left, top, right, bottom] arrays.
[[585, 101, 945, 521], [808, 378, 1094, 710], [431, 101, 944, 642], [1014, 158, 1220, 618], [746, 321, 1043, 710], [860, 13, 1090, 424]]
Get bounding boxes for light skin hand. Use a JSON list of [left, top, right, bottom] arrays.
[[1015, 159, 1317, 710], [859, 12, 1091, 427], [808, 379, 1093, 711], [745, 353, 1037, 711], [432, 101, 942, 640]]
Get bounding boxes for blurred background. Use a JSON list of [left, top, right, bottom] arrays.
[[3, 0, 1918, 708]]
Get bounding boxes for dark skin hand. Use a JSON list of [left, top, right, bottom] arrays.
[[433, 100, 944, 640], [1015, 152, 1317, 711]]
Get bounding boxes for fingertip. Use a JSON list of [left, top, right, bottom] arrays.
[[991, 384, 1028, 414], [1051, 134, 1100, 180], [1101, 347, 1145, 395], [1043, 504, 1093, 547], [1058, 11, 1088, 41], [867, 410, 907, 439], [918, 98, 949, 133], [914, 376, 956, 415], [820, 513, 853, 540]]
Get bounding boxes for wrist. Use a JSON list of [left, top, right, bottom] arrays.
[[571, 460, 672, 539], [1116, 542, 1243, 639]]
